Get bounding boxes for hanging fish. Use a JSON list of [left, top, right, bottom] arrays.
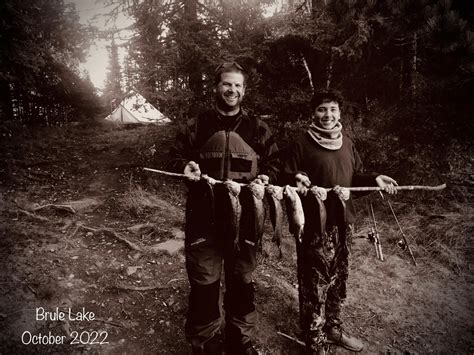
[[327, 188, 348, 274], [266, 185, 284, 257], [300, 187, 330, 278], [185, 177, 215, 241], [249, 180, 266, 252], [239, 179, 266, 252], [306, 187, 327, 239], [223, 180, 242, 251], [283, 185, 305, 243]]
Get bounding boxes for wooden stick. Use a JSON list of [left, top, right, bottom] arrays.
[[16, 209, 50, 222], [348, 184, 446, 192], [143, 168, 447, 192], [277, 331, 305, 346], [32, 204, 76, 214], [112, 283, 167, 292]]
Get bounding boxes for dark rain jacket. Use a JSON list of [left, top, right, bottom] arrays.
[[167, 108, 279, 183]]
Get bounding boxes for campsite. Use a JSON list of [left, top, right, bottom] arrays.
[[105, 92, 170, 125], [0, 1, 473, 354]]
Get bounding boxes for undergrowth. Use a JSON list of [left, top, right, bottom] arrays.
[[355, 186, 473, 276]]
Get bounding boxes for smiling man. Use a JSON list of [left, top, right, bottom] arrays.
[[215, 70, 245, 114], [167, 62, 279, 355]]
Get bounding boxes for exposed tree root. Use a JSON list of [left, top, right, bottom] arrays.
[[78, 224, 144, 252], [16, 209, 50, 222], [112, 283, 167, 292], [33, 204, 76, 214]]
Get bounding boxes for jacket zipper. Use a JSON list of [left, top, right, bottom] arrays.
[[223, 130, 230, 180]]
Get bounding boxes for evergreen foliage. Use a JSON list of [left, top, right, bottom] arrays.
[[0, 0, 101, 124], [1, 0, 471, 180]]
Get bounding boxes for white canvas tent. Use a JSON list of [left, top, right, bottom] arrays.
[[105, 92, 170, 124]]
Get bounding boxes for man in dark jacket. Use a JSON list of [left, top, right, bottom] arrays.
[[279, 90, 397, 355], [167, 62, 278, 355]]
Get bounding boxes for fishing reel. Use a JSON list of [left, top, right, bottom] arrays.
[[367, 229, 376, 243], [367, 228, 384, 261], [397, 239, 407, 250]]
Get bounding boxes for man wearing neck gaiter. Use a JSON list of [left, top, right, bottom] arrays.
[[167, 62, 279, 355], [279, 90, 397, 355]]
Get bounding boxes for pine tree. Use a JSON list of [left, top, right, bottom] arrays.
[[103, 38, 123, 110]]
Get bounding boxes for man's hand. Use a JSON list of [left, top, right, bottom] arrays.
[[201, 174, 217, 185], [295, 173, 311, 196], [376, 175, 398, 194], [310, 186, 327, 201], [333, 185, 350, 201], [183, 161, 201, 181], [256, 174, 269, 185], [224, 180, 241, 196]]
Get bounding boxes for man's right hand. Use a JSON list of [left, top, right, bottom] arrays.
[[183, 161, 201, 181]]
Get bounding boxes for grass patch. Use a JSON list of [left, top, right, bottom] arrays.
[[355, 188, 473, 275], [120, 183, 184, 222]]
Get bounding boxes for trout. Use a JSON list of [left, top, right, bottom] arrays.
[[248, 180, 266, 251], [300, 187, 330, 278], [327, 190, 347, 274], [283, 185, 305, 243], [266, 185, 284, 257], [306, 187, 327, 239], [223, 180, 242, 251], [185, 178, 215, 239], [239, 179, 266, 251]]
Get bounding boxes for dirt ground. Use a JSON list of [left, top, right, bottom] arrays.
[[0, 121, 472, 354]]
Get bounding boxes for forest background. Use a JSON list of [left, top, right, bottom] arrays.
[[1, 0, 472, 184], [0, 1, 473, 353]]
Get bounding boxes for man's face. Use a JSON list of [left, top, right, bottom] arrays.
[[313, 101, 341, 130], [215, 71, 246, 112]]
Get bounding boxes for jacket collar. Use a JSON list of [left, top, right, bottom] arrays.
[[213, 106, 249, 121]]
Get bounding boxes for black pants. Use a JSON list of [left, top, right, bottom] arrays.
[[184, 182, 258, 348]]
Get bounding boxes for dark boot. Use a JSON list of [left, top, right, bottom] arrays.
[[326, 325, 363, 352]]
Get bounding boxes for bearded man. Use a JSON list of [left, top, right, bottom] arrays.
[[167, 62, 279, 355]]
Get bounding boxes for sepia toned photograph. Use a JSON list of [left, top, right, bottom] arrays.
[[0, 0, 472, 354]]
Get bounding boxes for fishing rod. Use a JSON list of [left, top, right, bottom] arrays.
[[368, 199, 384, 261], [379, 192, 417, 266], [143, 168, 447, 192]]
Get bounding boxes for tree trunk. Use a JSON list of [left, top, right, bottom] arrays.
[[411, 32, 417, 97], [184, 0, 203, 99], [301, 52, 314, 92], [326, 47, 333, 89], [0, 81, 14, 121], [311, 0, 326, 19]]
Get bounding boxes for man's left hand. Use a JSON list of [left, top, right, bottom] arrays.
[[376, 175, 398, 194], [256, 174, 269, 185]]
